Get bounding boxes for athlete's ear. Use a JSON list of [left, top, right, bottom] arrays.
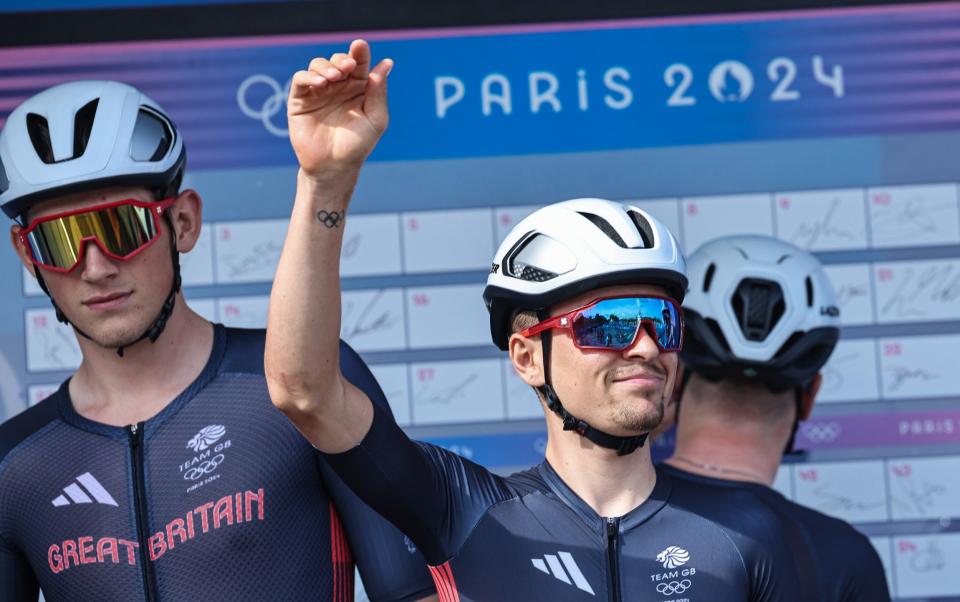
[[509, 332, 545, 388], [167, 189, 203, 253], [10, 224, 37, 276], [799, 373, 822, 421]]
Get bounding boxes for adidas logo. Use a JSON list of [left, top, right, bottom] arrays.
[[51, 472, 118, 507], [531, 551, 595, 595]]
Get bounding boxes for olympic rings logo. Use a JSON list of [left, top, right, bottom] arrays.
[[801, 421, 842, 443], [183, 454, 225, 481], [656, 579, 692, 595], [237, 75, 291, 137]]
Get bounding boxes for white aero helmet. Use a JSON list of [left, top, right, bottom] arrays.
[[0, 80, 185, 220], [483, 198, 688, 350], [681, 235, 840, 390]]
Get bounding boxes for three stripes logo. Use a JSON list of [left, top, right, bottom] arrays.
[[531, 551, 595, 595], [51, 472, 118, 507]]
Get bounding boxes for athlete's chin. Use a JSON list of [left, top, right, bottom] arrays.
[[80, 318, 152, 350], [611, 397, 664, 434]]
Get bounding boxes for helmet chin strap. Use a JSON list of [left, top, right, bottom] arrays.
[[33, 213, 182, 358], [535, 311, 649, 457], [782, 386, 807, 458]]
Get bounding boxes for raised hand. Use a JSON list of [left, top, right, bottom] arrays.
[[287, 39, 393, 178]]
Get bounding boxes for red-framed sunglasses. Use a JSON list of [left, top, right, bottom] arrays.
[[19, 197, 176, 273], [521, 294, 684, 352]]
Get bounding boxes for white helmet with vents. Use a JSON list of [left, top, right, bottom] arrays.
[[0, 80, 185, 220], [681, 235, 840, 390], [483, 198, 688, 350]]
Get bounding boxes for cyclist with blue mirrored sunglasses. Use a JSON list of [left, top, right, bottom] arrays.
[[267, 39, 822, 602]]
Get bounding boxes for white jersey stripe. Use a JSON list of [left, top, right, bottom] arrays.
[[77, 472, 118, 506], [544, 554, 571, 584], [63, 483, 92, 504], [558, 551, 595, 595]]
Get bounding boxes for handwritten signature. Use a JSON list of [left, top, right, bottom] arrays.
[[872, 198, 956, 240], [893, 480, 947, 515], [910, 541, 946, 573], [822, 352, 859, 392], [343, 233, 361, 259], [418, 374, 480, 406], [811, 485, 884, 515], [788, 197, 858, 248], [880, 265, 960, 318], [342, 290, 400, 340], [885, 366, 940, 392], [222, 240, 283, 278]]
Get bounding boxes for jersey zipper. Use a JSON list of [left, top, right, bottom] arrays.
[[129, 423, 158, 602], [606, 517, 621, 602]]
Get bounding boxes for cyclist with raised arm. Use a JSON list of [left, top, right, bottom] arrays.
[[0, 80, 435, 601], [265, 40, 818, 602]]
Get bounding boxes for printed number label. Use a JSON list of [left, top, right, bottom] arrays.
[[412, 294, 430, 307], [891, 464, 912, 478]]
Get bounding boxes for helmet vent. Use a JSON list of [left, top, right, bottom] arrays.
[[703, 263, 717, 292], [505, 232, 575, 281], [627, 210, 655, 248], [130, 107, 174, 162], [732, 278, 785, 342], [577, 212, 626, 248], [517, 265, 558, 282], [805, 276, 814, 307], [72, 99, 99, 159], [26, 113, 55, 164]]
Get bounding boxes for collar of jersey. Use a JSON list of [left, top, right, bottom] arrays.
[[55, 323, 228, 439], [536, 460, 673, 531], [660, 462, 776, 493]]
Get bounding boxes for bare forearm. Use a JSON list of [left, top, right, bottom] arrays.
[[265, 168, 372, 451]]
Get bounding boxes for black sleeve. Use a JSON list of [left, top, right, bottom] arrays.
[[320, 341, 436, 602], [0, 535, 39, 602], [324, 379, 514, 567], [841, 536, 892, 602]]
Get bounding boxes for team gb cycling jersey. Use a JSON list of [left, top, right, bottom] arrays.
[[0, 325, 434, 602]]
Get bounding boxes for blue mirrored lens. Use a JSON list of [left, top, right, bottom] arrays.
[[573, 297, 681, 350], [573, 298, 641, 349]]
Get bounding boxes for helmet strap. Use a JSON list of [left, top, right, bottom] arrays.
[[782, 385, 805, 456], [115, 212, 181, 357], [536, 311, 648, 457]]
